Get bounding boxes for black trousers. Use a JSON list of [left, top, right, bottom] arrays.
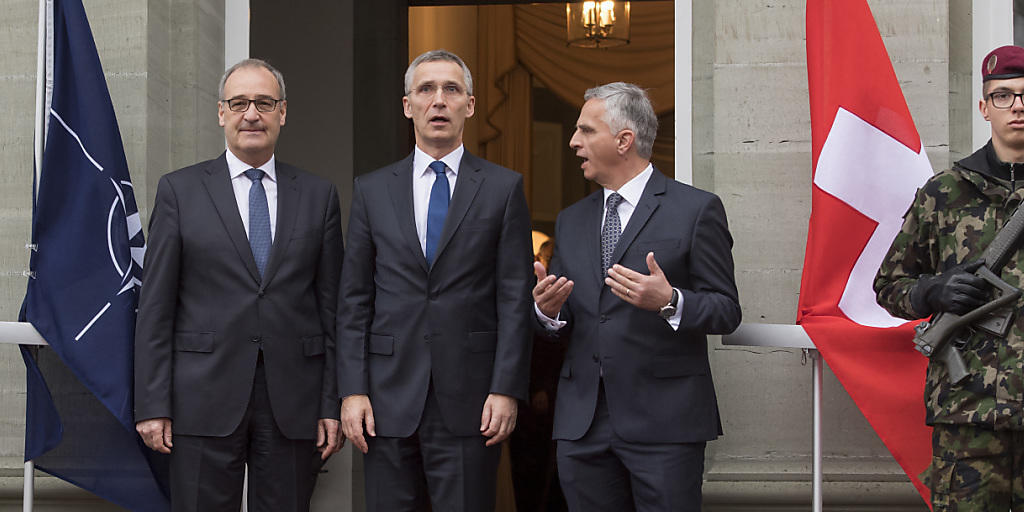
[[363, 386, 502, 512], [556, 382, 706, 512], [169, 357, 316, 512]]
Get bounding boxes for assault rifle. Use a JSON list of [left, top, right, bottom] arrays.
[[912, 204, 1024, 383]]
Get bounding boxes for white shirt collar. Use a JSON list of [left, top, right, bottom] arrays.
[[413, 144, 464, 177], [604, 163, 654, 207], [226, 150, 277, 182]]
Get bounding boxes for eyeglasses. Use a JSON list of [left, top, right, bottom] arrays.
[[221, 98, 283, 113], [409, 83, 466, 97], [987, 91, 1024, 109]]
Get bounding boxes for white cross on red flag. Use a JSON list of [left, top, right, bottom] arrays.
[[801, 0, 936, 504]]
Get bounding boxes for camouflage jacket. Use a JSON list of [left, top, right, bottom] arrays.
[[874, 141, 1024, 430]]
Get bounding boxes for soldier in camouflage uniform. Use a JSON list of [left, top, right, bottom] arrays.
[[875, 45, 1024, 511]]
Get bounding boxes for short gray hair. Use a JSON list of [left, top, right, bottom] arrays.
[[584, 82, 658, 159], [219, 58, 287, 100], [404, 49, 474, 96]]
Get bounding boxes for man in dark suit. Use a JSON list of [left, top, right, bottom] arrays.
[[533, 82, 742, 512], [134, 58, 343, 511], [337, 49, 533, 511]]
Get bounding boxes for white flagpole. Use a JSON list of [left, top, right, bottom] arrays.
[[26, 0, 48, 508], [34, 0, 46, 201]]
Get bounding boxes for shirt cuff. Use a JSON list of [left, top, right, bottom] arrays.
[[535, 302, 566, 331], [664, 288, 684, 331]]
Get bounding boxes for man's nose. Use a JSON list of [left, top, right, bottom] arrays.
[[432, 88, 446, 107], [243, 102, 261, 120]]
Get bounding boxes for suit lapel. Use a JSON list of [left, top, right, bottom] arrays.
[[433, 152, 484, 268], [388, 154, 428, 273], [608, 170, 666, 268], [586, 191, 605, 284], [202, 153, 261, 283], [261, 163, 299, 288]]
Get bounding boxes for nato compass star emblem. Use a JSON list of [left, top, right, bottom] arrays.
[[74, 177, 147, 342]]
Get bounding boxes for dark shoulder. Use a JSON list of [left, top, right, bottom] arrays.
[[353, 156, 413, 189], [463, 153, 524, 189], [663, 177, 724, 212], [154, 157, 225, 195], [277, 161, 336, 190], [559, 190, 602, 223], [161, 156, 223, 182]]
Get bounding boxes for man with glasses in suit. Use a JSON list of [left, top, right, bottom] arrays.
[[135, 58, 343, 511]]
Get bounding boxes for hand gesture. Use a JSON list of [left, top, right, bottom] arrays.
[[605, 252, 673, 312], [533, 261, 573, 318]]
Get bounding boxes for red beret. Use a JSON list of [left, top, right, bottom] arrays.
[[983, 45, 1024, 81]]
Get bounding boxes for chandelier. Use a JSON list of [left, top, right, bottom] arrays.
[[566, 1, 631, 49]]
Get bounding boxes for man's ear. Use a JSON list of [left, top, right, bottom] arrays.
[[617, 130, 635, 155]]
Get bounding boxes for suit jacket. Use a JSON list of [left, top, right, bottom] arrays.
[[337, 151, 533, 438], [545, 169, 741, 443], [134, 153, 343, 440]]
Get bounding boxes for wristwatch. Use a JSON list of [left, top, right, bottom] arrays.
[[658, 288, 680, 319]]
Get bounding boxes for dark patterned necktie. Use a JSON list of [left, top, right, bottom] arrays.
[[244, 168, 271, 277], [425, 161, 450, 265], [601, 192, 624, 272]]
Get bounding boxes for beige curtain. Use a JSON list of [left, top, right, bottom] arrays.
[[478, 7, 535, 201], [515, 3, 675, 114], [474, 2, 676, 196]]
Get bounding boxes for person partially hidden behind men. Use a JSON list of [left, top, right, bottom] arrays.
[[533, 82, 742, 512], [134, 58, 343, 511], [875, 45, 1024, 511]]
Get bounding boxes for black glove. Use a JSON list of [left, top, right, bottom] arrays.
[[909, 260, 989, 317]]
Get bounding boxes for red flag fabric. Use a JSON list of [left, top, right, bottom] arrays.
[[801, 0, 936, 505]]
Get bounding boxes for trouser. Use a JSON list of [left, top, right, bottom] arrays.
[[925, 423, 1024, 511], [363, 386, 502, 511], [556, 381, 706, 512], [169, 357, 317, 512]]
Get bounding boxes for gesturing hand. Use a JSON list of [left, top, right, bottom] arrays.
[[605, 252, 673, 311], [533, 261, 573, 318]]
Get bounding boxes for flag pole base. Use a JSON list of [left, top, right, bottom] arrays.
[[24, 460, 34, 512], [812, 349, 823, 512]]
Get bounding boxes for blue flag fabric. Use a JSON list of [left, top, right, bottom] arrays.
[[21, 0, 169, 509]]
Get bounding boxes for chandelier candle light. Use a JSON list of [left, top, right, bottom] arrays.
[[566, 1, 631, 48]]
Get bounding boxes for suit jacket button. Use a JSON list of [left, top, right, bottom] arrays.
[[599, 315, 608, 323], [250, 336, 261, 343], [592, 354, 600, 363], [257, 290, 265, 298]]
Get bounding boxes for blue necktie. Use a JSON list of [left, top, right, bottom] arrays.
[[244, 168, 271, 278], [425, 161, 450, 265]]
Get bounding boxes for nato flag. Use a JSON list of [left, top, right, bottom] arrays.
[[20, 0, 169, 509]]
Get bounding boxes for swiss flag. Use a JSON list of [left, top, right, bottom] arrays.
[[800, 0, 936, 505]]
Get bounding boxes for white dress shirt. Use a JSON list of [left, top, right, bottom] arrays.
[[536, 164, 684, 330], [412, 144, 463, 255], [226, 149, 278, 242]]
